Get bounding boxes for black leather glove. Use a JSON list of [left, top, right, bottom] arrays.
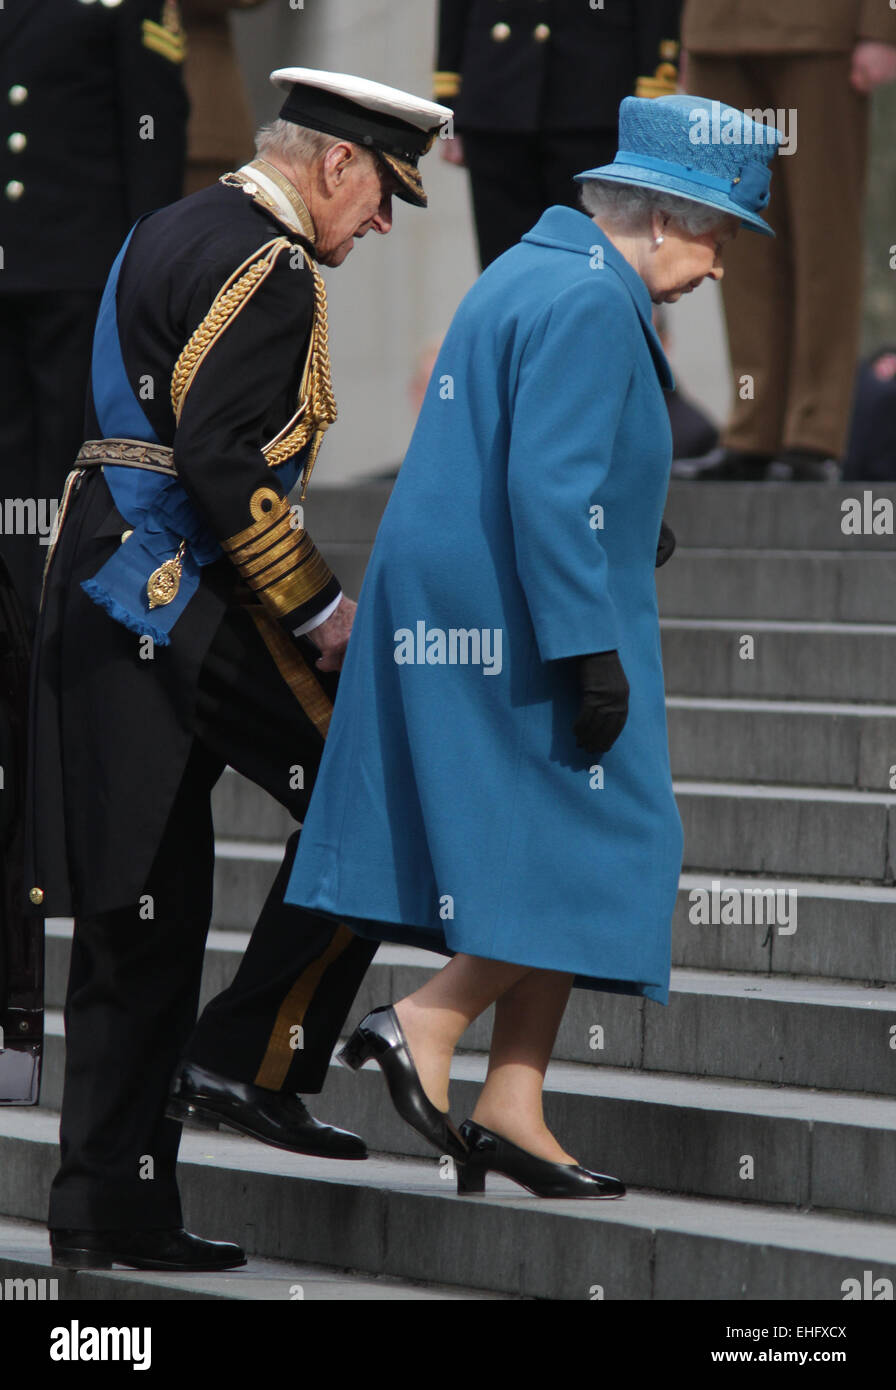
[[572, 650, 629, 755], [656, 520, 676, 568]]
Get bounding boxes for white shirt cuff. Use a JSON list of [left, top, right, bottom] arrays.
[[292, 591, 342, 637]]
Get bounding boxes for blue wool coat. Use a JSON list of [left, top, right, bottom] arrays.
[[285, 205, 684, 1004]]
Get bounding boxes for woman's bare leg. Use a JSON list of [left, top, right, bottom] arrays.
[[470, 968, 576, 1164], [393, 956, 577, 1161], [393, 954, 530, 1111]]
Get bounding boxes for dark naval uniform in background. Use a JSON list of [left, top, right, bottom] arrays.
[[28, 171, 377, 1232], [0, 0, 189, 629], [435, 0, 683, 265]]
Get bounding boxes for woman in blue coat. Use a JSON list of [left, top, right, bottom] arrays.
[[285, 95, 781, 1196]]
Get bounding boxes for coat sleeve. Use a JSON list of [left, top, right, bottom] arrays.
[[171, 242, 342, 635], [434, 0, 473, 101], [506, 279, 639, 664], [116, 0, 190, 222]]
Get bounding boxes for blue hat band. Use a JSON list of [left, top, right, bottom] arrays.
[[610, 150, 771, 215]]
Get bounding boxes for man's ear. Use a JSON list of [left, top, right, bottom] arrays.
[[320, 141, 356, 193]]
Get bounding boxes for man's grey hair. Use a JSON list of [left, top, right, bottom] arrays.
[[255, 117, 376, 169], [579, 179, 727, 236]]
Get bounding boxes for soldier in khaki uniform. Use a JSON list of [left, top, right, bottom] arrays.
[[683, 0, 896, 479], [181, 0, 270, 196]]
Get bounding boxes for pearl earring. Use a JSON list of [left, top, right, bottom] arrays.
[[654, 234, 665, 247]]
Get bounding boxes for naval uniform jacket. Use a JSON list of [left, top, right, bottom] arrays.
[[26, 178, 341, 920], [0, 0, 189, 292], [435, 0, 683, 131]]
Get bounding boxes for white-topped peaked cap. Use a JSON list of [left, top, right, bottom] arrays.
[[270, 67, 453, 207]]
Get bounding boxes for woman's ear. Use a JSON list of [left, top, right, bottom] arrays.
[[650, 209, 668, 244]]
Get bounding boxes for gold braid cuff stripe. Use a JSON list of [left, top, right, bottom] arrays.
[[252, 548, 336, 618], [223, 487, 336, 618]]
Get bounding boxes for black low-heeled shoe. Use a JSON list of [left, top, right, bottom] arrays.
[[338, 1005, 467, 1161], [456, 1119, 625, 1198]]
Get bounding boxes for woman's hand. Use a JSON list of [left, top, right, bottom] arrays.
[[851, 41, 896, 93], [573, 650, 629, 755]]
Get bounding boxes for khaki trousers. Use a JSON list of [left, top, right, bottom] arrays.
[[687, 53, 870, 459]]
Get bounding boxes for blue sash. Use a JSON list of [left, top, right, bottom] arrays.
[[81, 220, 303, 644]]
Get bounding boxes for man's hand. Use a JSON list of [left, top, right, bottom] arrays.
[[440, 133, 465, 166], [851, 41, 896, 93], [310, 596, 357, 672], [572, 650, 630, 756]]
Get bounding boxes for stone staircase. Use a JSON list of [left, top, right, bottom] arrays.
[[1, 478, 896, 1300]]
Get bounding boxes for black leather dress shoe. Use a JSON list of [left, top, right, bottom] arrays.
[[50, 1226, 246, 1271], [456, 1120, 626, 1199], [166, 1061, 367, 1159], [769, 449, 840, 482], [338, 1005, 467, 1161], [695, 448, 772, 481]]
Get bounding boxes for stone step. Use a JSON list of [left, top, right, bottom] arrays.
[[657, 550, 896, 623], [210, 768, 896, 882], [311, 480, 896, 554], [1, 1110, 894, 1300], [0, 1216, 499, 1301], [37, 942, 896, 1095], [660, 619, 896, 702], [674, 872, 896, 984], [678, 780, 896, 881], [30, 1011, 896, 1220], [668, 697, 896, 791], [663, 481, 896, 552]]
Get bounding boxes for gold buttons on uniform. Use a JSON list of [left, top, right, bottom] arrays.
[[5, 180, 24, 200], [8, 132, 26, 153], [29, 887, 44, 906], [121, 529, 134, 543], [534, 23, 551, 42], [491, 21, 511, 41], [8, 85, 28, 105]]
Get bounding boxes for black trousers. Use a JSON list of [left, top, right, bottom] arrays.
[[0, 291, 102, 632], [47, 605, 377, 1230], [462, 128, 619, 269]]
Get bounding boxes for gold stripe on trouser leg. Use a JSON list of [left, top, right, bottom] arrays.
[[254, 923, 355, 1089], [247, 607, 332, 737]]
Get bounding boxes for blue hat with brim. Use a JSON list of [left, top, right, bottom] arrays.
[[575, 94, 783, 237]]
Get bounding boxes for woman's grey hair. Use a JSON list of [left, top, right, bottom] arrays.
[[579, 179, 727, 237], [254, 117, 373, 169]]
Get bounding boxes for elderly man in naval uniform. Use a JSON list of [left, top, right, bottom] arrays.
[[26, 68, 451, 1273]]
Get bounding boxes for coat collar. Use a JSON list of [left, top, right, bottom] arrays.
[[521, 206, 674, 389]]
